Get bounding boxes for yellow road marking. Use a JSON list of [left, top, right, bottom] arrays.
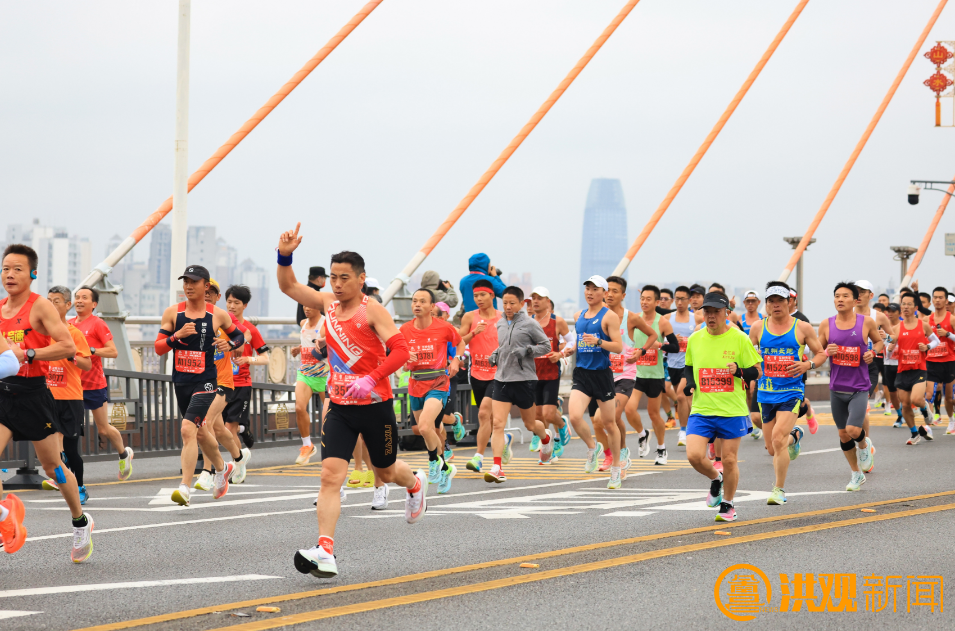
[[203, 502, 955, 631], [74, 489, 955, 631]]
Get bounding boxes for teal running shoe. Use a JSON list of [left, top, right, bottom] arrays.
[[706, 474, 723, 508], [466, 454, 483, 473], [443, 448, 454, 463], [559, 418, 571, 445], [767, 486, 786, 505], [584, 442, 604, 473], [452, 413, 466, 442], [620, 447, 632, 471], [78, 486, 89, 505], [529, 435, 541, 452], [502, 433, 513, 465], [428, 459, 441, 483], [553, 440, 564, 460], [438, 463, 456, 494], [846, 471, 866, 491], [788, 426, 803, 461]]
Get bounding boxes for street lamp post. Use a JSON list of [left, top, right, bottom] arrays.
[[783, 236, 815, 300], [900, 179, 955, 290], [890, 246, 918, 287]]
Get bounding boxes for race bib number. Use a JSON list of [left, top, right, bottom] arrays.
[[928, 344, 948, 359], [411, 344, 437, 367], [232, 359, 240, 376], [328, 372, 368, 402], [698, 368, 734, 393], [763, 355, 794, 378], [610, 352, 624, 373], [214, 348, 225, 362], [636, 348, 658, 366], [678, 337, 688, 353], [301, 346, 317, 366], [175, 350, 205, 374], [900, 349, 921, 366], [472, 354, 492, 371], [832, 346, 860, 367], [46, 365, 66, 388]]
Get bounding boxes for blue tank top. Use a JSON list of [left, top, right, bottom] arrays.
[[740, 312, 763, 336], [668, 313, 694, 369], [756, 317, 805, 403], [576, 307, 611, 370]]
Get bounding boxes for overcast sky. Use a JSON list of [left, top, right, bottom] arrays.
[[3, 0, 955, 319]]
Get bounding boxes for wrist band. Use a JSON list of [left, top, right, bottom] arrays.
[[277, 251, 293, 266], [824, 348, 830, 357]]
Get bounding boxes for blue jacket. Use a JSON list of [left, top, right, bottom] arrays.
[[459, 253, 506, 312]]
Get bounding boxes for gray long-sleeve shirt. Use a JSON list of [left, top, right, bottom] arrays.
[[490, 310, 552, 382]]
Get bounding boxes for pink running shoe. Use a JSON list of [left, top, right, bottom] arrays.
[[807, 413, 818, 435], [597, 452, 613, 472], [713, 460, 724, 473]]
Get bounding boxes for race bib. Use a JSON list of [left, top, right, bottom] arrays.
[[900, 349, 921, 366], [301, 346, 317, 366], [610, 352, 624, 374], [636, 348, 658, 366], [328, 372, 368, 403], [175, 350, 205, 374], [928, 344, 948, 359], [698, 368, 734, 393], [472, 354, 492, 371], [411, 344, 437, 367], [232, 359, 240, 375], [678, 337, 688, 353], [46, 365, 66, 388], [763, 355, 794, 378], [214, 348, 225, 362], [832, 346, 860, 367]]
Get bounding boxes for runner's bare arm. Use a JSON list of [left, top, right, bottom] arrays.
[[864, 318, 885, 356], [598, 310, 623, 354], [213, 306, 246, 351], [748, 320, 763, 347], [459, 311, 476, 343], [28, 297, 75, 362], [555, 316, 569, 337], [627, 312, 658, 347], [275, 224, 332, 312], [817, 319, 834, 355], [796, 320, 827, 373]]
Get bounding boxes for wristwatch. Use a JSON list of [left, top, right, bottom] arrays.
[[25, 349, 36, 364], [90, 347, 97, 356], [808, 359, 815, 370]]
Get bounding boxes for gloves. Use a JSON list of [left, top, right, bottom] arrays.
[[511, 346, 529, 359], [488, 349, 499, 367], [343, 375, 376, 400]]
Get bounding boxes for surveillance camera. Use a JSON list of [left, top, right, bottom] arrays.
[[908, 184, 921, 205]]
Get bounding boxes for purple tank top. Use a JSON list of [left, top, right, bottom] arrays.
[[828, 314, 871, 392]]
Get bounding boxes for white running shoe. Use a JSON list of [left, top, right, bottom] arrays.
[[858, 438, 874, 473], [405, 470, 428, 524], [846, 470, 866, 491], [677, 430, 686, 447], [751, 427, 763, 440], [118, 447, 134, 481], [947, 420, 955, 435], [193, 470, 213, 491], [71, 514, 94, 563], [372, 484, 389, 510], [655, 447, 668, 466], [920, 425, 935, 441], [294, 545, 338, 578], [171, 484, 190, 506], [637, 430, 651, 458], [231, 448, 252, 484], [213, 463, 235, 500], [539, 430, 554, 464]]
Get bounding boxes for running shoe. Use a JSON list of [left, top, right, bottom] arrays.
[[428, 460, 441, 484], [552, 440, 564, 460], [557, 398, 564, 415], [713, 460, 723, 473], [806, 414, 818, 435], [665, 418, 676, 429], [371, 484, 389, 510], [193, 470, 213, 491], [466, 455, 483, 473], [213, 463, 235, 500], [406, 470, 428, 523], [846, 471, 866, 491], [858, 438, 874, 473], [239, 424, 255, 449], [171, 485, 191, 506], [348, 468, 364, 488], [934, 412, 941, 424], [906, 432, 921, 445], [655, 448, 668, 466], [0, 494, 26, 554], [584, 442, 604, 473], [947, 421, 955, 435], [715, 502, 737, 522], [484, 466, 507, 484], [118, 447, 134, 481], [78, 486, 89, 505], [706, 474, 723, 508], [607, 467, 622, 490], [444, 448, 454, 462], [340, 485, 346, 503], [232, 448, 252, 484], [677, 430, 686, 446], [920, 425, 934, 441], [296, 444, 318, 465], [360, 470, 374, 488], [882, 408, 894, 417], [502, 433, 513, 465], [598, 452, 613, 472], [41, 479, 59, 491], [637, 431, 650, 458], [529, 435, 541, 452], [294, 545, 337, 579], [438, 463, 456, 494], [767, 486, 786, 505], [538, 430, 554, 465], [71, 514, 94, 563], [452, 413, 466, 442], [788, 426, 804, 461], [707, 442, 716, 460], [751, 427, 763, 440], [620, 447, 632, 471], [558, 421, 571, 446], [893, 418, 904, 428]]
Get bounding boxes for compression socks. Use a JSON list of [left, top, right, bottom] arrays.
[[63, 437, 84, 487], [934, 389, 942, 415], [71, 514, 88, 528], [428, 449, 439, 462]]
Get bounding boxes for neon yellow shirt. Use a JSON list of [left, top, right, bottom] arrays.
[[685, 326, 762, 418]]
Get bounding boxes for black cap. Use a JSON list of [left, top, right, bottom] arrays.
[[886, 302, 901, 312], [310, 266, 326, 278], [689, 284, 706, 296], [178, 265, 210, 282], [701, 292, 729, 309]]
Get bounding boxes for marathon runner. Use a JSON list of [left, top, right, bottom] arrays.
[[275, 226, 422, 580], [70, 286, 133, 479], [881, 303, 904, 426], [291, 305, 326, 466], [659, 288, 674, 311], [853, 281, 893, 404], [749, 282, 826, 505], [224, 285, 270, 451], [45, 286, 92, 505], [567, 276, 627, 487], [485, 286, 553, 482], [0, 244, 93, 561], [666, 286, 694, 448], [156, 266, 243, 507], [529, 287, 571, 461], [461, 279, 502, 474], [891, 292, 938, 444], [818, 282, 883, 491], [434, 301, 466, 462], [926, 286, 955, 431], [684, 291, 761, 522], [399, 288, 462, 493]]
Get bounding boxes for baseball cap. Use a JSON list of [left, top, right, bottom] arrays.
[[743, 290, 760, 300], [178, 265, 210, 282], [886, 302, 900, 312], [435, 301, 450, 315], [208, 277, 221, 292], [948, 293, 955, 303], [701, 292, 730, 309], [309, 266, 326, 278], [854, 279, 874, 293], [365, 278, 381, 290], [583, 275, 609, 291], [689, 284, 706, 296], [530, 286, 551, 298]]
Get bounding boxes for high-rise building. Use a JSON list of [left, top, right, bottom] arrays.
[[147, 224, 171, 286], [2, 220, 90, 296], [215, 238, 238, 289], [187, 226, 217, 271], [578, 179, 628, 308]]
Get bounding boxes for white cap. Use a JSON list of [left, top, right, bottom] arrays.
[[365, 277, 381, 290], [743, 290, 760, 300], [583, 275, 609, 291], [948, 293, 955, 303], [854, 279, 874, 293], [530, 286, 550, 299]]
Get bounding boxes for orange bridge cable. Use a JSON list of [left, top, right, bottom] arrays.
[[381, 0, 642, 305], [610, 0, 810, 277], [77, 0, 385, 290], [778, 0, 950, 282], [899, 175, 955, 291]]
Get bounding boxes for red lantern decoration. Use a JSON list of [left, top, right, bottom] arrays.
[[925, 43, 953, 66], [925, 71, 954, 95]]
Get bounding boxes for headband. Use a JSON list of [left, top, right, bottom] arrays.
[[473, 287, 494, 295], [765, 286, 790, 300]]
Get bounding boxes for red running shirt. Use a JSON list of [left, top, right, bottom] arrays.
[[69, 314, 112, 390], [534, 315, 560, 381], [466, 310, 501, 381], [896, 319, 928, 372], [1, 293, 51, 379], [399, 318, 462, 398], [927, 311, 955, 363], [324, 296, 393, 405], [233, 321, 267, 388]]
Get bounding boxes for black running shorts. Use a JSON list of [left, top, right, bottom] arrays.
[[895, 369, 926, 392], [667, 366, 684, 387], [882, 364, 898, 392], [0, 378, 63, 442], [492, 380, 536, 410], [470, 376, 494, 407], [634, 377, 665, 399], [614, 378, 634, 398], [55, 399, 85, 439], [926, 360, 955, 385], [441, 377, 458, 417], [571, 367, 614, 403], [321, 400, 397, 469], [535, 379, 560, 407], [174, 381, 218, 427], [224, 385, 252, 425]]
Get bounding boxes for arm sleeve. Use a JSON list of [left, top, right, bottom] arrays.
[[655, 306, 676, 315], [740, 365, 760, 381], [225, 324, 245, 349], [560, 332, 576, 353], [683, 365, 696, 395], [368, 334, 410, 383], [927, 333, 942, 350], [919, 304, 933, 316], [659, 332, 679, 353], [154, 329, 175, 356], [0, 350, 19, 379]]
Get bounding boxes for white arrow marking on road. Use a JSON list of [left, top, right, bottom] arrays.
[[0, 575, 281, 599], [0, 611, 42, 620]]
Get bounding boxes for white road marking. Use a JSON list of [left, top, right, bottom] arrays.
[[0, 611, 42, 620], [655, 489, 847, 511], [602, 511, 655, 517], [0, 575, 281, 599], [800, 448, 842, 456]]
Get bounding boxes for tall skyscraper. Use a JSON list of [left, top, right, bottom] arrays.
[[147, 224, 171, 286], [578, 178, 628, 307]]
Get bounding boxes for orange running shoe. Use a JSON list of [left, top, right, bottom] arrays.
[[0, 494, 27, 554]]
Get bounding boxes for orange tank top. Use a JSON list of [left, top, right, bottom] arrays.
[[1, 293, 51, 379], [467, 310, 501, 381], [213, 329, 235, 389], [324, 296, 393, 405]]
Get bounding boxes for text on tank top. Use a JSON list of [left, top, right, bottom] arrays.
[[534, 314, 560, 380], [896, 318, 928, 372], [575, 307, 611, 371], [632, 312, 665, 379], [172, 302, 218, 383], [928, 311, 955, 362], [0, 293, 50, 379], [468, 310, 501, 380], [757, 317, 805, 400], [324, 296, 392, 405], [827, 314, 870, 392]]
